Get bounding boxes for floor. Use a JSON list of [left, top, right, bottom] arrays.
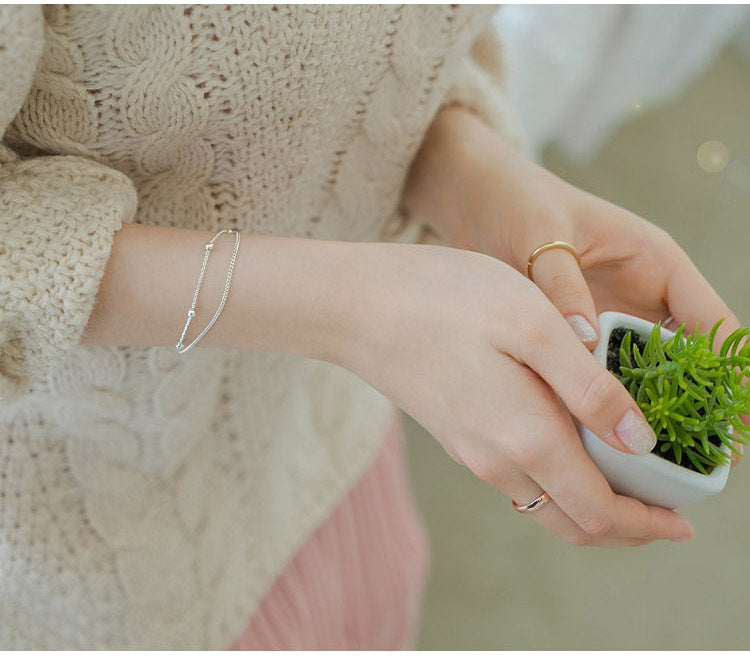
[[405, 44, 750, 650]]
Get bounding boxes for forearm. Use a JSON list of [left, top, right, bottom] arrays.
[[80, 223, 363, 364]]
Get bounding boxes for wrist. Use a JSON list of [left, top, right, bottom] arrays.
[[82, 225, 365, 367], [210, 235, 368, 365], [405, 104, 547, 261], [403, 105, 505, 247]]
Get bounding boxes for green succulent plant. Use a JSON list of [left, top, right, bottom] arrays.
[[613, 320, 750, 474]]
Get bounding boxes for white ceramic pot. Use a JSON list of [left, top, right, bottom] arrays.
[[579, 311, 732, 510]]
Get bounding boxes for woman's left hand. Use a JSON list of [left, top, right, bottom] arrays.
[[403, 105, 744, 465]]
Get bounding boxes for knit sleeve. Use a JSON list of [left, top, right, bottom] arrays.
[[439, 22, 524, 149], [0, 5, 137, 403]]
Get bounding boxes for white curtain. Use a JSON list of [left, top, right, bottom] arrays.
[[495, 5, 750, 163]]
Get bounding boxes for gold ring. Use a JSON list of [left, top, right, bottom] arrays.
[[512, 491, 552, 513], [526, 240, 581, 283]]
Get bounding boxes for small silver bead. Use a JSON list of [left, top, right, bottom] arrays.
[[205, 243, 214, 250], [188, 309, 196, 318], [176, 342, 183, 349]]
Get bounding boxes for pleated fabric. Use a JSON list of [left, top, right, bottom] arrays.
[[229, 412, 431, 650]]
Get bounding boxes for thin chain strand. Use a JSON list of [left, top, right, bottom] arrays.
[[176, 229, 241, 354]]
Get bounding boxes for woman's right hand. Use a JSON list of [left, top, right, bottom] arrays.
[[339, 241, 694, 547]]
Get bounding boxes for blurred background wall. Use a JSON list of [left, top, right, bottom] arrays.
[[496, 4, 750, 164], [405, 4, 750, 650]]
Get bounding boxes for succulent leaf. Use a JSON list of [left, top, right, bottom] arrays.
[[613, 320, 750, 471]]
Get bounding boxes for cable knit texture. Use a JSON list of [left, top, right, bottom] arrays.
[[0, 4, 516, 649]]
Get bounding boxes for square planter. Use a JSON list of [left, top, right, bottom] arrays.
[[579, 311, 732, 510]]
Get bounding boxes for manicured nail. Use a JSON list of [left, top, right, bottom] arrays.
[[615, 409, 657, 455], [566, 314, 597, 344]]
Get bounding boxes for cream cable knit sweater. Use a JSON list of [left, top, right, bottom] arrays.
[[0, 4, 516, 649]]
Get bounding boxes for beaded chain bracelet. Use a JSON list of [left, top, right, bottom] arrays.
[[175, 228, 241, 354]]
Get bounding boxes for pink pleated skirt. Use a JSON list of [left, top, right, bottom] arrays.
[[229, 411, 431, 650]]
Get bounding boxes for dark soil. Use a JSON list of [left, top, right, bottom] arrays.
[[607, 326, 646, 375]]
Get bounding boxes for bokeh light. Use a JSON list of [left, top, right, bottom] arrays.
[[697, 140, 730, 173]]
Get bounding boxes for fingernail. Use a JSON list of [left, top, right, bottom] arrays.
[[566, 314, 598, 344], [615, 409, 657, 455], [673, 525, 695, 542]]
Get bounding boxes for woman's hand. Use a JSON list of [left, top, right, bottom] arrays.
[[406, 106, 740, 349], [338, 241, 694, 547], [403, 106, 744, 467]]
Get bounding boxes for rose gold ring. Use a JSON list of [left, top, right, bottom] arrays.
[[526, 241, 580, 283], [512, 491, 552, 513]]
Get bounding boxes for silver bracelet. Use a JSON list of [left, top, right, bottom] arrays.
[[175, 228, 241, 354]]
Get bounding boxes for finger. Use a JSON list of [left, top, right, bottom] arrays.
[[665, 249, 740, 346], [523, 503, 654, 547], [522, 415, 694, 542], [503, 469, 656, 547], [530, 246, 599, 349], [731, 441, 743, 467], [530, 445, 695, 542], [511, 292, 657, 456], [494, 354, 693, 542], [515, 501, 652, 547], [521, 414, 693, 542]]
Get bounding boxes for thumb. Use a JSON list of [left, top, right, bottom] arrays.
[[514, 302, 657, 456], [527, 243, 599, 350]]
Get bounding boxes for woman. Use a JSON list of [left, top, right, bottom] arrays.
[[0, 4, 735, 649]]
